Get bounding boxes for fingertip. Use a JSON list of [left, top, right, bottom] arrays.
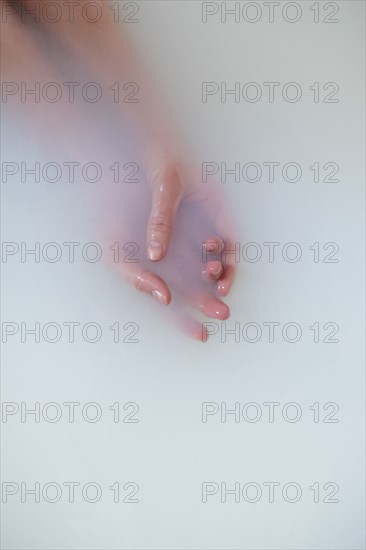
[[170, 308, 209, 341], [147, 240, 164, 261], [203, 236, 225, 255], [201, 298, 230, 320], [220, 303, 230, 320], [202, 261, 224, 281], [217, 266, 235, 296], [135, 270, 171, 305], [200, 325, 209, 342], [152, 289, 171, 306], [218, 281, 230, 296]]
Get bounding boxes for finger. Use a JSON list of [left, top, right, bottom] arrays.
[[112, 259, 171, 306], [217, 237, 237, 296], [202, 235, 236, 295], [202, 261, 224, 282], [134, 270, 171, 305], [199, 199, 238, 296], [147, 164, 184, 261], [202, 236, 225, 256], [200, 295, 230, 320], [217, 264, 236, 296], [167, 304, 210, 342], [186, 292, 230, 321], [179, 316, 209, 342], [171, 261, 230, 320]]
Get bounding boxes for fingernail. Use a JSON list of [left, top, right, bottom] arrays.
[[204, 242, 216, 253], [148, 240, 163, 261], [218, 282, 226, 294], [211, 266, 222, 276], [152, 289, 168, 305]]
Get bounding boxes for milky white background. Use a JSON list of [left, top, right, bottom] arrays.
[[1, 1, 365, 548]]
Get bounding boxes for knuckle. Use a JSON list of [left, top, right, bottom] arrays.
[[149, 216, 171, 234]]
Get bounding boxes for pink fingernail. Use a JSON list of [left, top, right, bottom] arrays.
[[211, 266, 222, 276], [201, 300, 230, 320], [152, 289, 168, 305], [218, 282, 227, 295], [204, 242, 216, 253], [148, 240, 163, 261]]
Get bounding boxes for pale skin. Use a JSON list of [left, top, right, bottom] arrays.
[[2, 0, 237, 341]]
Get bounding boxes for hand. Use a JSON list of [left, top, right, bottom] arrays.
[[101, 154, 238, 341]]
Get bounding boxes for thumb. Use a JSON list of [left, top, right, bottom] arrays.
[[147, 164, 184, 261]]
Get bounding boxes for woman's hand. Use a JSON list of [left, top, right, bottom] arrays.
[[101, 154, 238, 341]]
